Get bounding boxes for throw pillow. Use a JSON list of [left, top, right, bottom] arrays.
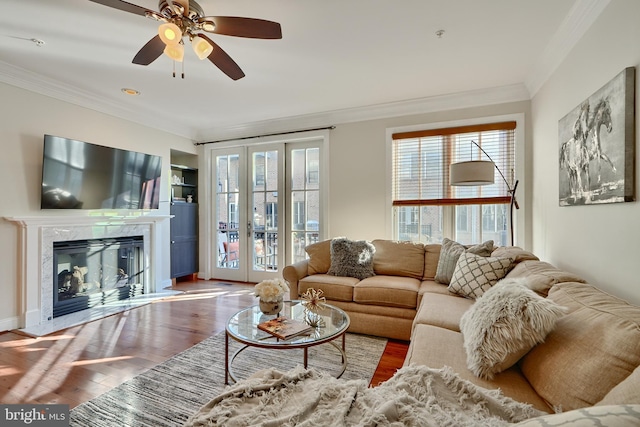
[[448, 252, 513, 299], [305, 240, 332, 275], [327, 237, 375, 280], [460, 278, 567, 380], [372, 239, 425, 279], [434, 238, 494, 285]]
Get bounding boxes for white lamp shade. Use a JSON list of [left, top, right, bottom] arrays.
[[163, 43, 184, 62], [192, 36, 213, 60], [158, 23, 182, 45], [450, 160, 495, 186]]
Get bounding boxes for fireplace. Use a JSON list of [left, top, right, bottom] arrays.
[[53, 236, 145, 318], [5, 214, 173, 335]]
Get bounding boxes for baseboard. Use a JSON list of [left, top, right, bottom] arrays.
[[158, 278, 174, 291], [0, 315, 20, 333]]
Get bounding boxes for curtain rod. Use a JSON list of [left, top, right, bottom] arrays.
[[194, 125, 336, 146]]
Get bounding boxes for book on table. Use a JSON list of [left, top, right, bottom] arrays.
[[258, 316, 313, 340]]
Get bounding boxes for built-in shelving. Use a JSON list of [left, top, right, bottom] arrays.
[[170, 163, 198, 279], [170, 164, 198, 203]]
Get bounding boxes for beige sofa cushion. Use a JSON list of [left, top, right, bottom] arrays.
[[418, 280, 454, 296], [404, 324, 553, 413], [423, 244, 442, 280], [505, 260, 585, 296], [597, 365, 640, 406], [353, 276, 420, 309], [417, 280, 455, 307], [414, 292, 473, 332], [305, 240, 331, 275], [299, 274, 358, 302], [491, 246, 539, 264], [520, 282, 640, 411], [372, 240, 425, 280]]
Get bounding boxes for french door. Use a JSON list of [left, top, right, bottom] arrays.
[[211, 138, 325, 283], [213, 144, 283, 283]]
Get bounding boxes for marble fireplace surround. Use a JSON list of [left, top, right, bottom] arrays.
[[6, 214, 174, 336]]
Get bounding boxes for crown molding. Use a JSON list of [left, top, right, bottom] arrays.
[[1, 0, 609, 143], [0, 58, 528, 144], [196, 83, 531, 142], [525, 0, 611, 97], [0, 60, 195, 139]]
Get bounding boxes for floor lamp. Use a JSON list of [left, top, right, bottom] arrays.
[[449, 141, 519, 245]]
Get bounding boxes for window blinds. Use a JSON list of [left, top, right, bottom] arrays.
[[392, 121, 516, 206]]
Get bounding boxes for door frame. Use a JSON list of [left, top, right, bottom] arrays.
[[209, 146, 247, 282], [199, 129, 331, 283]]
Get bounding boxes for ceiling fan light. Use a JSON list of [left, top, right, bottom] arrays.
[[158, 22, 182, 45], [192, 36, 213, 60], [164, 43, 184, 62]]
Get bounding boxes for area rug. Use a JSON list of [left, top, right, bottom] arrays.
[[69, 332, 387, 427]]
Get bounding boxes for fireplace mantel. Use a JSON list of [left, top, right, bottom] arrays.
[[5, 214, 173, 335], [6, 214, 172, 227]]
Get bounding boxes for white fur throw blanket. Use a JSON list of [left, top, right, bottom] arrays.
[[184, 365, 544, 426]]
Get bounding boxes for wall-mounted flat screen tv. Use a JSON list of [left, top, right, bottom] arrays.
[[41, 135, 163, 209]]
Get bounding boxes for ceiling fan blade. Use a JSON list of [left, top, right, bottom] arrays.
[[87, 0, 154, 17], [197, 34, 245, 80], [132, 35, 165, 65], [200, 16, 282, 39]]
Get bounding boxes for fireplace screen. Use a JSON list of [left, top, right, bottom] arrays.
[[53, 236, 144, 318]]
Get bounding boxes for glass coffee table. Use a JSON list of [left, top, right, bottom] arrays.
[[225, 300, 350, 384]]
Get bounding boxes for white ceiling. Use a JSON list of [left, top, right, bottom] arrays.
[[0, 0, 608, 142]]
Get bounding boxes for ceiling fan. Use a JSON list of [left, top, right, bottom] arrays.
[[88, 0, 282, 80]]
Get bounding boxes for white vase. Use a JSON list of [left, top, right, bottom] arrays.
[[259, 296, 283, 315]]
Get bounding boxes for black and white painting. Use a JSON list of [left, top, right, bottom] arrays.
[[559, 67, 635, 206]]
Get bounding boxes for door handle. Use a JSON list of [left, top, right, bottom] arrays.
[[247, 221, 252, 237]]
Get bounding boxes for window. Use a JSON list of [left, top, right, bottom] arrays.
[[307, 159, 319, 184], [254, 154, 265, 187], [266, 202, 277, 229], [482, 205, 496, 231], [290, 146, 321, 263], [457, 206, 469, 232], [229, 203, 239, 229], [392, 121, 516, 245], [293, 201, 305, 229]]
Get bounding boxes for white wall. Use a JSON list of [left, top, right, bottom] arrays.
[[531, 0, 640, 305], [326, 102, 532, 244], [0, 82, 195, 331]]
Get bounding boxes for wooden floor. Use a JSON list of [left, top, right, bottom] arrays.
[[0, 279, 408, 408]]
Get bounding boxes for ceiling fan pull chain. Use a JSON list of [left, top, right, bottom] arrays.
[[172, 60, 176, 78], [182, 60, 185, 79]]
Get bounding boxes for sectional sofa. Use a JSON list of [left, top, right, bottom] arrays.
[[283, 238, 640, 416]]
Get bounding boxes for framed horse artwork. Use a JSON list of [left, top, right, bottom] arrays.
[[558, 67, 635, 206]]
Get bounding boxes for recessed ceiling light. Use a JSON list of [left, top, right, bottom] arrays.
[[121, 88, 140, 96]]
